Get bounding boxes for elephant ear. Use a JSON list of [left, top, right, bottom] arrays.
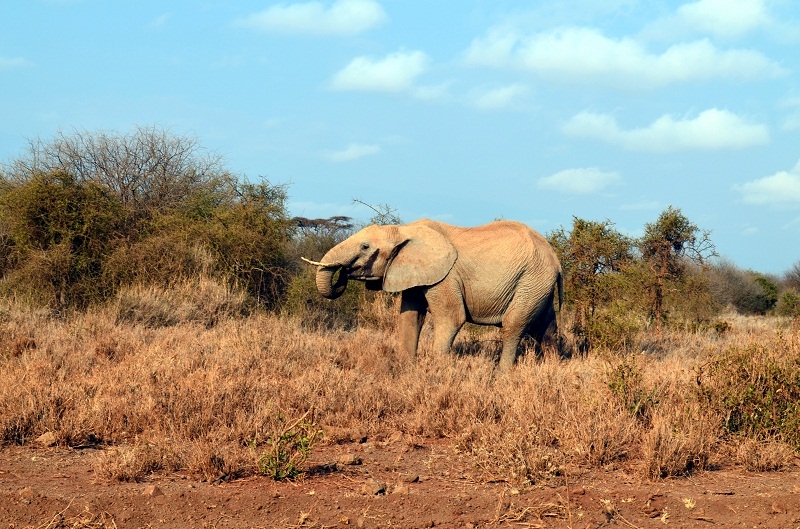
[[383, 225, 457, 292]]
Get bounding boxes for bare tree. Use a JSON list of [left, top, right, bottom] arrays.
[[289, 216, 355, 268], [3, 125, 233, 216], [352, 198, 402, 225], [785, 260, 800, 291]]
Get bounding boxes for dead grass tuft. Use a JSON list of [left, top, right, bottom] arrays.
[[113, 275, 250, 328], [641, 406, 719, 479], [734, 438, 798, 472], [94, 442, 183, 482]]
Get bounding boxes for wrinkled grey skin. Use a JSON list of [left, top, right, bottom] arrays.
[[313, 219, 563, 371]]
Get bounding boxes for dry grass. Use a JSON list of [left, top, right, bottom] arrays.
[[35, 505, 117, 529], [1, 289, 798, 485], [733, 438, 797, 472]]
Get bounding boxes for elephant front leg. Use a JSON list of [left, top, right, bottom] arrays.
[[399, 289, 427, 358]]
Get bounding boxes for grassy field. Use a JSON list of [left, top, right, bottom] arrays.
[[1, 278, 798, 486]]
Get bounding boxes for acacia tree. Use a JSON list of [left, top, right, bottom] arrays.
[[289, 216, 355, 271], [549, 217, 633, 351], [639, 206, 716, 332]]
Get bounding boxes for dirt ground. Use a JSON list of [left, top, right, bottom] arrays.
[[2, 438, 800, 529]]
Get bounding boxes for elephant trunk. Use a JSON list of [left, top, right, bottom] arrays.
[[315, 266, 349, 299]]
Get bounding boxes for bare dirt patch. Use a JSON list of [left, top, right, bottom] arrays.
[[3, 441, 799, 529]]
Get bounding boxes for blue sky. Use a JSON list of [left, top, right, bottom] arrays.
[[2, 0, 799, 274]]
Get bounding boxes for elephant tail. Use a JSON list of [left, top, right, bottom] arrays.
[[555, 271, 564, 313]]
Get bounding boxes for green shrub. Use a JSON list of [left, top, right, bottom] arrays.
[[706, 261, 780, 315], [188, 181, 292, 306], [103, 236, 215, 289], [586, 304, 642, 353], [776, 290, 800, 317], [700, 342, 800, 448], [283, 268, 365, 330], [0, 170, 124, 308], [754, 276, 779, 313], [107, 181, 293, 308]]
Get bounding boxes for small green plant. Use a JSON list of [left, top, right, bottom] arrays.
[[255, 411, 322, 480], [712, 320, 731, 335], [606, 357, 659, 425]]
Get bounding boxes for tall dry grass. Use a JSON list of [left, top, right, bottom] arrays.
[[0, 284, 798, 484]]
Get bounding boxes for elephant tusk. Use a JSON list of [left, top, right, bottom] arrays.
[[301, 257, 337, 267]]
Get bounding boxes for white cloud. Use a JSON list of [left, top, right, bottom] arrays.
[[0, 56, 31, 70], [470, 84, 529, 110], [783, 113, 800, 132], [236, 0, 386, 36], [147, 13, 171, 29], [324, 143, 381, 162], [464, 26, 784, 88], [537, 167, 621, 194], [678, 0, 771, 38], [563, 108, 769, 152], [411, 83, 450, 101], [779, 96, 800, 131], [331, 50, 429, 93], [733, 161, 800, 206]]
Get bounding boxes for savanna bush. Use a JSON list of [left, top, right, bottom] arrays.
[[254, 411, 323, 480], [776, 290, 800, 317], [706, 260, 780, 315], [0, 128, 293, 311], [586, 304, 642, 353], [0, 170, 124, 308], [283, 270, 399, 332], [699, 339, 800, 448], [282, 268, 365, 329], [606, 356, 659, 425]]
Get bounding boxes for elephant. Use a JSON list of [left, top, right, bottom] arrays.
[[304, 219, 563, 371]]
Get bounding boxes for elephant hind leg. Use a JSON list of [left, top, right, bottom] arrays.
[[497, 303, 533, 371], [498, 333, 524, 372], [527, 294, 562, 357], [432, 318, 463, 358], [498, 287, 556, 370]]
